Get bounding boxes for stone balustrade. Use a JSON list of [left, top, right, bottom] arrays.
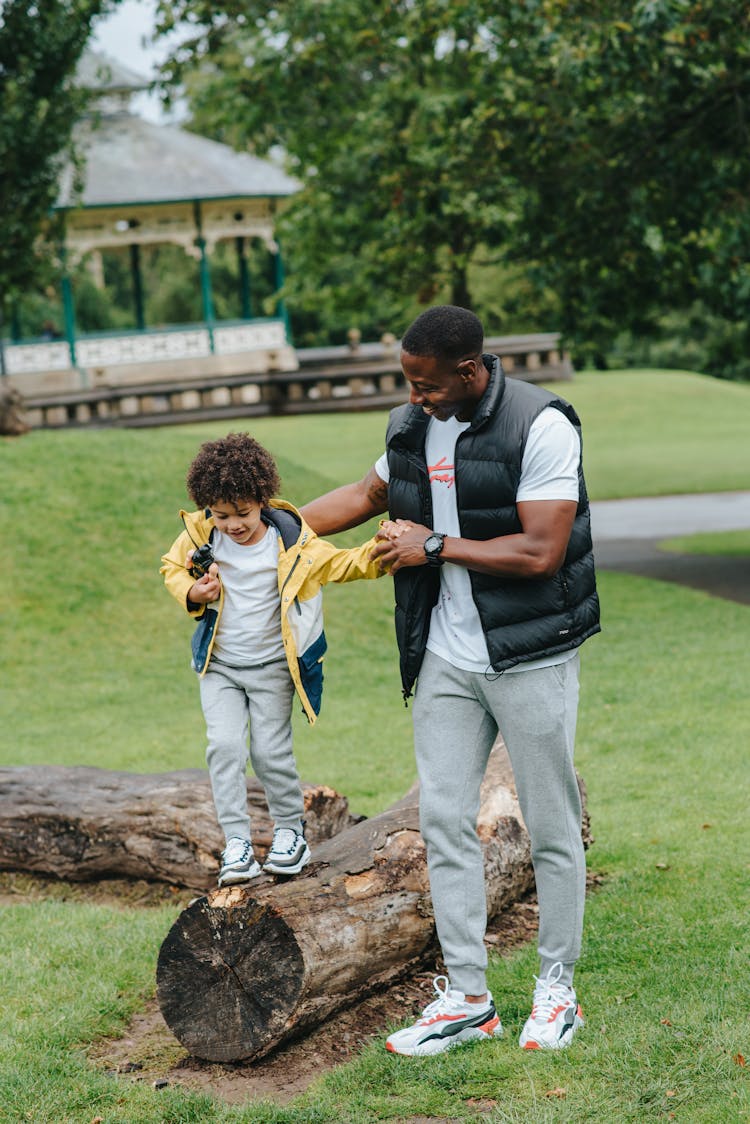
[[13, 332, 572, 430]]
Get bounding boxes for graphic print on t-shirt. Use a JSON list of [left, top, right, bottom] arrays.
[[428, 455, 455, 488]]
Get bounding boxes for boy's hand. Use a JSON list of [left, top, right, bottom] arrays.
[[371, 519, 428, 572], [187, 560, 221, 603]]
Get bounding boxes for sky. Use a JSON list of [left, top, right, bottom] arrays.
[[89, 0, 184, 122]]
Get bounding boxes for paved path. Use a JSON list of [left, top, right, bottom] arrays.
[[590, 491, 750, 541], [590, 491, 750, 605]]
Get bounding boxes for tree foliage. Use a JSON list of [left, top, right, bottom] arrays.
[[502, 0, 750, 362], [155, 0, 524, 335], [156, 1, 749, 365], [0, 0, 113, 309]]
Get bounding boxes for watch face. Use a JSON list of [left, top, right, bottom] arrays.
[[424, 534, 443, 557]]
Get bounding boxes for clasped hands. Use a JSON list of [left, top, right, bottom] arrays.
[[370, 519, 435, 573]]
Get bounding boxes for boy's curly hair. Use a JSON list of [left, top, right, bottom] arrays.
[[186, 432, 281, 509]]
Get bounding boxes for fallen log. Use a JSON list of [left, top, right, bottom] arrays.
[[0, 766, 355, 890], [156, 743, 592, 1063]]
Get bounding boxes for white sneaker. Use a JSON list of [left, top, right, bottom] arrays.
[[519, 962, 584, 1050], [263, 827, 311, 875], [218, 837, 262, 886], [386, 976, 503, 1057]]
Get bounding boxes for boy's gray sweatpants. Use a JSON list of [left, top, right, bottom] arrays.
[[199, 658, 304, 842], [413, 650, 585, 995]]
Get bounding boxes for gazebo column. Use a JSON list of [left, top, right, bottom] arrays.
[[60, 248, 78, 367], [129, 243, 146, 330], [272, 239, 292, 341], [193, 201, 215, 353], [236, 236, 252, 319]]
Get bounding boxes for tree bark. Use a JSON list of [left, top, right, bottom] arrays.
[[0, 766, 355, 890], [156, 743, 592, 1063]]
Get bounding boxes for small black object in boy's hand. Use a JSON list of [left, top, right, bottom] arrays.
[[189, 543, 215, 578]]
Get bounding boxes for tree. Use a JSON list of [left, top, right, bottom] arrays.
[[499, 0, 750, 366], [0, 0, 113, 318], [154, 1, 750, 367], [155, 1, 525, 335]]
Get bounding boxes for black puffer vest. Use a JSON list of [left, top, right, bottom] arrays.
[[386, 354, 600, 697]]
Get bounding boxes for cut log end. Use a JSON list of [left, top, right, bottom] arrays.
[[155, 743, 579, 1063], [156, 893, 305, 1062]]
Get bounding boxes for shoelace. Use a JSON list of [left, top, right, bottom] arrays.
[[271, 827, 298, 854], [530, 962, 575, 1021], [223, 838, 252, 865], [418, 975, 467, 1020]]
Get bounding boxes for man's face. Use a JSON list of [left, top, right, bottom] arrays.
[[209, 498, 266, 546], [401, 350, 480, 422]]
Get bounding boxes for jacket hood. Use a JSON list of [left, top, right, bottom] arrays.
[[179, 498, 313, 548]]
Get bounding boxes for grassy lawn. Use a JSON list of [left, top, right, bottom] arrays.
[[660, 529, 750, 556], [1, 369, 749, 1121], [548, 369, 750, 499]]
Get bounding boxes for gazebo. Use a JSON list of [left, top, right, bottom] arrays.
[[5, 51, 300, 393]]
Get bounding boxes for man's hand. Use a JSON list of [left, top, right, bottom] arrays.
[[187, 558, 221, 603], [371, 519, 432, 573]]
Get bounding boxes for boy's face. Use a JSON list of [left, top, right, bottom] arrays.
[[209, 499, 266, 546]]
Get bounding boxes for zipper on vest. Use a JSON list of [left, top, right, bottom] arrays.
[[395, 445, 435, 528]]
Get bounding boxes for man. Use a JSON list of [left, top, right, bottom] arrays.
[[301, 305, 600, 1055]]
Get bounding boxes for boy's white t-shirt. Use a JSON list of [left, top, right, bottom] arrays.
[[210, 523, 286, 666], [374, 406, 581, 674]]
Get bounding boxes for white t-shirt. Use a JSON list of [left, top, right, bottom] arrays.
[[374, 406, 581, 674], [211, 523, 286, 666]]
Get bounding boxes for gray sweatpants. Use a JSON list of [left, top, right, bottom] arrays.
[[198, 658, 304, 843], [413, 649, 585, 995]]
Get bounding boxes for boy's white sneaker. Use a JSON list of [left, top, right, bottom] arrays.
[[386, 975, 503, 1057], [263, 827, 311, 875], [519, 961, 584, 1050], [218, 836, 262, 886]]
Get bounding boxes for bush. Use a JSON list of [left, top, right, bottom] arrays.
[[609, 303, 750, 382]]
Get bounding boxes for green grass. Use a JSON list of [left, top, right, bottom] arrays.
[[1, 368, 749, 1121], [660, 529, 750, 556], [541, 368, 750, 499]]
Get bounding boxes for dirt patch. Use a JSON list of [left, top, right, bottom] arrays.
[[89, 977, 438, 1105], [0, 870, 196, 910], [3, 870, 600, 1107], [85, 894, 542, 1106]]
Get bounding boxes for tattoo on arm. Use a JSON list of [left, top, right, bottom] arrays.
[[364, 470, 389, 512]]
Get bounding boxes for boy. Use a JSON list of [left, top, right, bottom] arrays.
[[161, 432, 383, 887]]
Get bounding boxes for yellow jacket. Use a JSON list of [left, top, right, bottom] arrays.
[[160, 499, 383, 723]]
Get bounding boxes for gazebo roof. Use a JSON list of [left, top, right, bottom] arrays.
[[75, 50, 149, 94], [57, 115, 301, 209], [57, 50, 300, 210]]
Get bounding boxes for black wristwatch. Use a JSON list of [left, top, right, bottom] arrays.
[[423, 532, 446, 566]]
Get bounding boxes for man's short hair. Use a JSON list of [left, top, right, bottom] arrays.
[[401, 305, 484, 361]]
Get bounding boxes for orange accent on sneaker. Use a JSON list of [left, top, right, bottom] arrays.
[[545, 1003, 568, 1023], [522, 1040, 542, 1050], [419, 1012, 467, 1027], [480, 1015, 501, 1035]]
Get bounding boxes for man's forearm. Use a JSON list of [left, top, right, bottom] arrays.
[[301, 468, 388, 535], [372, 500, 577, 577]]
